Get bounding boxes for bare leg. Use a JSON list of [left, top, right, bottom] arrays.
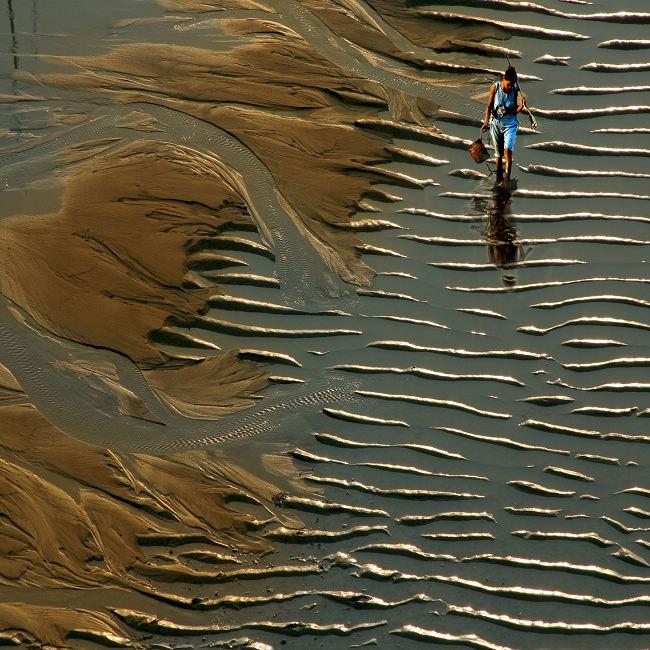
[[504, 148, 513, 183], [495, 156, 503, 183]]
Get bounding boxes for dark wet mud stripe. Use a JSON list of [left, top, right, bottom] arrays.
[[4, 0, 650, 647]]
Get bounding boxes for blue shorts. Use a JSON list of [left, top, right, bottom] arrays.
[[490, 117, 518, 154]]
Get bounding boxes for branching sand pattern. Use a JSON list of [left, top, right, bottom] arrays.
[[1, 0, 649, 647]]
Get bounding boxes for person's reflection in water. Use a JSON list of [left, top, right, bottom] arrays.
[[475, 188, 527, 287]]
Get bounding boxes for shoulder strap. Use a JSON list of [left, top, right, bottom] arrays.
[[491, 82, 499, 115]]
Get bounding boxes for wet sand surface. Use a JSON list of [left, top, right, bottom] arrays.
[[1, 0, 650, 647]]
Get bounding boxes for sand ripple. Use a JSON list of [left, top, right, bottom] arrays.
[[2, 0, 650, 647]]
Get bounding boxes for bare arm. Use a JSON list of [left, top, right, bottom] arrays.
[[516, 89, 538, 128], [481, 84, 496, 131], [516, 88, 527, 114]]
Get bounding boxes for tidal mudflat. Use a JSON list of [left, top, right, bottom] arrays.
[[1, 0, 649, 647]]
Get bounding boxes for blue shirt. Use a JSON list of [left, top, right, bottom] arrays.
[[492, 82, 518, 126]]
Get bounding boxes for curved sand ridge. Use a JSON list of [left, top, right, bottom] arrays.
[[0, 362, 309, 647], [2, 0, 650, 647], [0, 3, 463, 645], [2, 140, 258, 366]]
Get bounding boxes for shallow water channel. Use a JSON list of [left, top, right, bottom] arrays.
[[1, 0, 650, 648]]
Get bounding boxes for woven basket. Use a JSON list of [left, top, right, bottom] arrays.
[[468, 138, 489, 164]]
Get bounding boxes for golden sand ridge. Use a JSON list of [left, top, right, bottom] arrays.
[[159, 0, 274, 11], [26, 13, 457, 285], [302, 0, 507, 61], [0, 362, 307, 646], [0, 137, 296, 646], [1, 140, 255, 364], [0, 0, 503, 644]]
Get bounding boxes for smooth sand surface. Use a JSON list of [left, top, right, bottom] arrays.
[[1, 0, 650, 647]]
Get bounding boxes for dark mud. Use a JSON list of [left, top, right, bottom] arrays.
[[1, 0, 650, 648]]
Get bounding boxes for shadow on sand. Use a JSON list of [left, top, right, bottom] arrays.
[[474, 179, 528, 286]]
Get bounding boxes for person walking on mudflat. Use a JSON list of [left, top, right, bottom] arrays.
[[481, 65, 527, 187]]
